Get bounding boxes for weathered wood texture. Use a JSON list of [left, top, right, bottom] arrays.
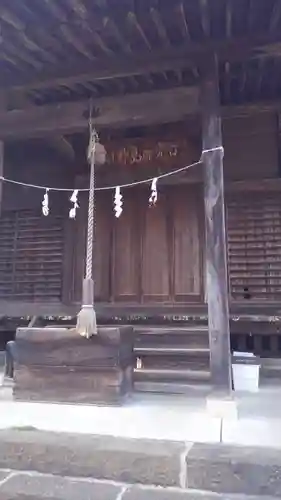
[[0, 148, 75, 304], [0, 0, 280, 102], [72, 185, 204, 305], [223, 113, 279, 180], [227, 192, 281, 301], [12, 326, 134, 405], [201, 54, 231, 391], [0, 142, 3, 215], [0, 112, 279, 313], [0, 87, 198, 139], [2, 142, 74, 211], [0, 210, 65, 302]]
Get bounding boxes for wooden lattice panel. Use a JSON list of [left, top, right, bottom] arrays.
[[227, 194, 281, 300], [0, 210, 64, 302]]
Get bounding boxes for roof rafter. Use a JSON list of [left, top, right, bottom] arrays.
[[269, 0, 281, 32], [176, 2, 191, 40], [225, 0, 232, 38], [127, 12, 151, 50], [199, 0, 210, 37], [1, 33, 281, 93], [63, 0, 113, 56], [103, 17, 132, 53], [150, 7, 171, 47]]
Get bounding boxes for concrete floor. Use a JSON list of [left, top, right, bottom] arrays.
[[1, 352, 281, 448], [0, 381, 281, 447]]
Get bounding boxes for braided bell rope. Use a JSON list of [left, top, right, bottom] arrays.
[[85, 129, 97, 280]]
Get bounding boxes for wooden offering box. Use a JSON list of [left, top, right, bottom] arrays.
[[12, 326, 134, 405]]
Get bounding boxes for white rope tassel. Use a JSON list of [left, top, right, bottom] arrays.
[[69, 189, 79, 219], [114, 186, 123, 218], [42, 188, 49, 216], [149, 177, 158, 206]]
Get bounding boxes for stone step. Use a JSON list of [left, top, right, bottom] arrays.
[[0, 469, 275, 499], [0, 431, 280, 497]]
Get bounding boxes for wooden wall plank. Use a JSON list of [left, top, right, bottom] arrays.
[[71, 192, 87, 304], [223, 113, 278, 180], [94, 193, 112, 301], [112, 190, 140, 301], [172, 186, 203, 301], [141, 190, 170, 301], [227, 192, 281, 301]]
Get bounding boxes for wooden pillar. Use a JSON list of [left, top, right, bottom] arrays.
[[0, 141, 3, 216], [200, 54, 232, 392], [0, 92, 6, 216]]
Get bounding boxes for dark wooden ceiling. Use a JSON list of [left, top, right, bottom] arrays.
[[1, 0, 281, 107]]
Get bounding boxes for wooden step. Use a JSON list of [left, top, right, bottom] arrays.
[[135, 325, 208, 335], [136, 330, 209, 348], [134, 346, 209, 355], [138, 357, 209, 371], [134, 367, 211, 382], [133, 322, 210, 393], [134, 381, 212, 394]]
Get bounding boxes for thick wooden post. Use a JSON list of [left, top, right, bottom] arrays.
[[200, 54, 232, 392], [0, 92, 6, 216], [0, 141, 3, 215]]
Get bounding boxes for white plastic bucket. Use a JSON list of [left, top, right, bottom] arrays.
[[232, 363, 260, 392]]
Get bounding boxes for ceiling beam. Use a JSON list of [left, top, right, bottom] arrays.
[[0, 82, 281, 141], [0, 86, 199, 140], [2, 34, 281, 93]]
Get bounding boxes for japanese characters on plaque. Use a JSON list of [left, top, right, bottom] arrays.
[[106, 140, 185, 166]]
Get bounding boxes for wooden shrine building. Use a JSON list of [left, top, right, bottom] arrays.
[[1, 0, 281, 393]]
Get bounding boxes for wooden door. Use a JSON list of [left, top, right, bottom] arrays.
[[72, 185, 204, 304], [140, 185, 203, 302]]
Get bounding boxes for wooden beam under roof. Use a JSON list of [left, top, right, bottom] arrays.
[[2, 33, 281, 93], [0, 86, 199, 140], [1, 83, 281, 141]]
